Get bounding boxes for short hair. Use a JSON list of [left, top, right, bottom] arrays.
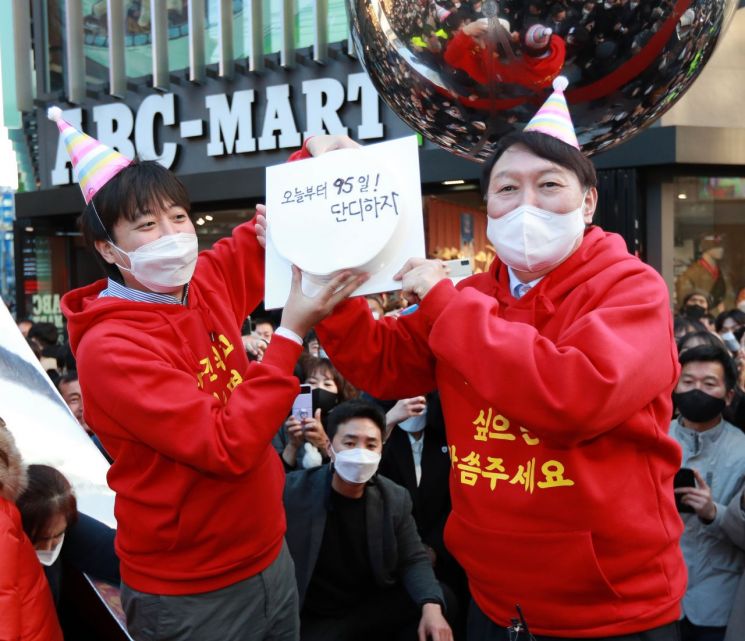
[[677, 330, 723, 355], [16, 464, 78, 545], [253, 318, 275, 329], [480, 131, 597, 200], [28, 322, 58, 347], [57, 371, 79, 390], [327, 399, 386, 441], [674, 315, 706, 338], [78, 160, 191, 283], [678, 344, 737, 391], [715, 309, 745, 334]]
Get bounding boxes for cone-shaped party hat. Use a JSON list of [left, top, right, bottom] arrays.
[[524, 76, 579, 150], [47, 106, 132, 204]]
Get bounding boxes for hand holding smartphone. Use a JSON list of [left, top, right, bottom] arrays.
[[674, 467, 696, 513], [291, 384, 314, 424]]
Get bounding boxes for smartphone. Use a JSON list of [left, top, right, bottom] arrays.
[[445, 258, 474, 284], [674, 467, 696, 513], [291, 384, 313, 422]]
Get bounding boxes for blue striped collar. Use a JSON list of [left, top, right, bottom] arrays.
[[98, 278, 189, 305]]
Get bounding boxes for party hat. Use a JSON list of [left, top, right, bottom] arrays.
[[47, 106, 132, 204], [524, 76, 579, 150]]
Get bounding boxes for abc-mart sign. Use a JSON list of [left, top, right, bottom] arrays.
[[43, 68, 392, 189]]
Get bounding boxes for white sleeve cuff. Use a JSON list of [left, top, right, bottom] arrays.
[[275, 326, 304, 346]]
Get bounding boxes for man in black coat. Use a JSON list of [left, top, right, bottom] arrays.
[[283, 400, 452, 641]]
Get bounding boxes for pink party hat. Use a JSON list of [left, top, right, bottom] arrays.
[[47, 106, 132, 204], [524, 76, 580, 150]]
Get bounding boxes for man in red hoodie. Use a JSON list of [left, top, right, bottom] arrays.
[[263, 80, 687, 639], [56, 109, 364, 641]]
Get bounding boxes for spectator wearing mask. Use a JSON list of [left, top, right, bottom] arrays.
[[269, 80, 687, 639], [283, 400, 453, 641], [722, 486, 745, 641], [715, 309, 745, 354], [0, 419, 63, 641], [16, 464, 119, 607], [379, 393, 468, 625], [670, 344, 745, 641], [254, 317, 276, 343], [275, 357, 355, 470], [54, 109, 364, 641], [680, 292, 711, 320]]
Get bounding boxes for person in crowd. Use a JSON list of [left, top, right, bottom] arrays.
[[16, 464, 120, 607], [674, 315, 707, 341], [378, 393, 469, 629], [722, 485, 745, 641], [680, 291, 711, 319], [283, 399, 453, 641], [676, 236, 732, 311], [17, 317, 34, 337], [51, 108, 365, 641], [670, 344, 745, 641], [254, 317, 276, 343], [0, 419, 63, 641], [714, 309, 745, 354], [274, 357, 356, 470], [262, 78, 687, 639], [57, 372, 112, 461], [677, 330, 724, 355]]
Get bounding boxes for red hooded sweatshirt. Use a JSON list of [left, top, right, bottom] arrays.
[[62, 221, 301, 595], [316, 227, 687, 637]]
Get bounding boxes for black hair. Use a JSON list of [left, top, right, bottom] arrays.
[[57, 371, 79, 389], [714, 309, 745, 334], [17, 464, 78, 545], [28, 322, 59, 347], [479, 131, 597, 200], [676, 330, 723, 355], [326, 399, 386, 441], [78, 160, 191, 283], [674, 315, 707, 338], [679, 344, 737, 391]]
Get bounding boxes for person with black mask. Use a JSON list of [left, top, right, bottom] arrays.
[[274, 357, 355, 470], [680, 291, 711, 321], [670, 344, 745, 641]]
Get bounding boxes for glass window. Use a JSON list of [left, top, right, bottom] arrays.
[[673, 176, 745, 313]]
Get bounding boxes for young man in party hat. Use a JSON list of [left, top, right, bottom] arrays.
[[267, 78, 687, 639], [52, 106, 365, 641]]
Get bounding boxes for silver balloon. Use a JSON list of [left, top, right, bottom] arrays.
[[348, 0, 737, 159]]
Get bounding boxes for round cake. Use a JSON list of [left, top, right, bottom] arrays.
[[269, 149, 403, 277]]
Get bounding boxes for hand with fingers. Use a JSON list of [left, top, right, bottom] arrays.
[[306, 135, 361, 157], [280, 266, 369, 339], [255, 204, 268, 249], [302, 409, 330, 452], [394, 258, 451, 305], [387, 397, 427, 427], [674, 469, 717, 522], [417, 603, 453, 641]]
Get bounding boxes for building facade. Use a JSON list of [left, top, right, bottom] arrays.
[[3, 0, 745, 326]]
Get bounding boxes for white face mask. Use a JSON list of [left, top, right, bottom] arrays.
[[399, 410, 427, 433], [110, 233, 198, 293], [36, 533, 65, 567], [486, 197, 586, 273], [331, 446, 381, 484]]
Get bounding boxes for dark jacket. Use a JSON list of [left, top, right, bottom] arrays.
[[283, 464, 444, 609]]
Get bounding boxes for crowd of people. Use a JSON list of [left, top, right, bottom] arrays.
[[3, 74, 745, 641]]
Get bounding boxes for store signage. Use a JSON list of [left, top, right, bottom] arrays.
[[49, 71, 386, 187]]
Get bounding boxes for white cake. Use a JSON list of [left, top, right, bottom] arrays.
[[269, 148, 403, 278]]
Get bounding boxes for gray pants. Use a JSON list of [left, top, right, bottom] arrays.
[[121, 540, 299, 641]]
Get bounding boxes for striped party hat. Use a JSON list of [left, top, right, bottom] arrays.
[[524, 76, 579, 150], [47, 106, 132, 204]]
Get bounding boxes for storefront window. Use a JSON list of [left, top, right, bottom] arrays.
[[21, 229, 70, 332], [673, 176, 745, 313]]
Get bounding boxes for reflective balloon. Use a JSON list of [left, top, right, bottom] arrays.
[[348, 0, 737, 159]]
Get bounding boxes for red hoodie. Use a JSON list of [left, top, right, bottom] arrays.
[[316, 227, 686, 637], [62, 221, 301, 595]]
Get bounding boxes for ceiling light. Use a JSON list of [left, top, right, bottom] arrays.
[[442, 179, 465, 186], [25, 226, 34, 232], [204, 215, 214, 221], [677, 193, 687, 200], [196, 217, 205, 225]]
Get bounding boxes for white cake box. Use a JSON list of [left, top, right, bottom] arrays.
[[264, 136, 425, 310]]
